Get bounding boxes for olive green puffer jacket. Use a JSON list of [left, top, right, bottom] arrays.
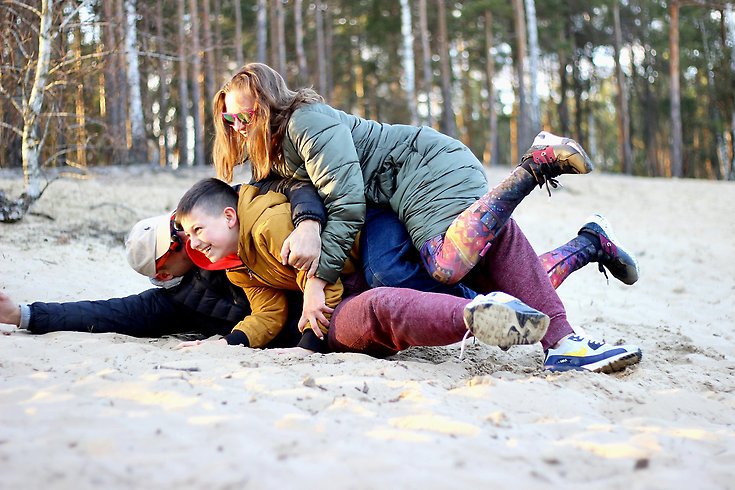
[[272, 102, 488, 284]]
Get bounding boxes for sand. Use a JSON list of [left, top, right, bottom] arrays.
[[1, 164, 734, 489]]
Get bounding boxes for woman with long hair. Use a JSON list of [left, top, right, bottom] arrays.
[[210, 62, 642, 373]]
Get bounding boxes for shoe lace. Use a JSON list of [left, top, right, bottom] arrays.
[[458, 330, 473, 360], [597, 262, 610, 285], [527, 165, 561, 197]]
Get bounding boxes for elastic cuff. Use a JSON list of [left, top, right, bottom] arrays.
[[224, 330, 250, 346], [298, 329, 326, 353], [293, 215, 327, 230], [315, 267, 339, 285], [19, 304, 31, 330]]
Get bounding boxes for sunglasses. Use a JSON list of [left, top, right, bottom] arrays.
[[222, 110, 255, 128], [156, 215, 184, 271]]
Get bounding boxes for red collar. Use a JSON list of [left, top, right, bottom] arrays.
[[185, 240, 243, 271]]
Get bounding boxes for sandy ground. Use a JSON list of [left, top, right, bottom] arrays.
[[1, 164, 734, 489]]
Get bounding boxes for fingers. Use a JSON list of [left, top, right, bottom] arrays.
[[309, 319, 325, 340], [280, 240, 291, 266], [307, 258, 319, 278], [174, 339, 202, 350]]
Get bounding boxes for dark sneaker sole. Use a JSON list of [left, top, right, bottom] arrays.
[[464, 293, 550, 349], [546, 349, 642, 373], [595, 349, 642, 374], [579, 214, 640, 285]]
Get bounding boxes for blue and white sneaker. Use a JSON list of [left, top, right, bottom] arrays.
[[463, 292, 550, 349], [544, 334, 642, 373], [579, 214, 640, 285]]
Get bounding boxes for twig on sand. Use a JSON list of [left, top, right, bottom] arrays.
[[154, 365, 200, 372]]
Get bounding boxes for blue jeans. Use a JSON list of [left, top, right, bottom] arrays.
[[359, 207, 477, 299]]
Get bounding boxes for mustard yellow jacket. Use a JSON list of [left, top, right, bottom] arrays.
[[225, 185, 350, 348]]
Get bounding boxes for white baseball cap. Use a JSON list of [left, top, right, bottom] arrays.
[[125, 213, 173, 277]]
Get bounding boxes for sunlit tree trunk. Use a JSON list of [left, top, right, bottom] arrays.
[[436, 0, 456, 137], [202, 0, 217, 105], [115, 0, 130, 162], [257, 0, 267, 63], [156, 1, 170, 167], [189, 0, 205, 166], [727, 4, 735, 180], [524, 0, 540, 135], [103, 0, 124, 163], [315, 0, 327, 97], [669, 0, 683, 177], [294, 0, 309, 83], [269, 0, 285, 74], [234, 0, 244, 67], [399, 0, 418, 125], [613, 1, 632, 174], [73, 13, 87, 169], [484, 10, 498, 166], [177, 0, 190, 166], [213, 0, 223, 81], [125, 0, 147, 163], [418, 0, 433, 127], [512, 0, 530, 154], [21, 0, 54, 199], [698, 18, 726, 180], [325, 5, 333, 97]]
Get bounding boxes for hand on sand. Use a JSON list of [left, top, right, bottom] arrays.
[[269, 347, 315, 358], [174, 338, 228, 349]]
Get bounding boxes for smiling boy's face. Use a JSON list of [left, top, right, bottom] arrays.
[[179, 205, 239, 263]]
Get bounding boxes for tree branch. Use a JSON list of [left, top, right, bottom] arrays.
[[0, 121, 23, 137], [3, 0, 40, 18]]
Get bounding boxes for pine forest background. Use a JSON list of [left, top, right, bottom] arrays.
[[2, 0, 734, 218]]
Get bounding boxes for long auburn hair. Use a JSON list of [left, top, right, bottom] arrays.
[[212, 63, 323, 182]]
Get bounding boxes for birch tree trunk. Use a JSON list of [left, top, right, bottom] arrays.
[[257, 0, 267, 63], [524, 0, 540, 134], [125, 0, 147, 163], [21, 0, 54, 199], [189, 0, 205, 166], [418, 0, 433, 127], [669, 0, 683, 177], [399, 0, 418, 125], [436, 0, 456, 137], [234, 0, 244, 67], [613, 1, 633, 174], [295, 0, 309, 83], [484, 10, 498, 166], [177, 0, 190, 166]]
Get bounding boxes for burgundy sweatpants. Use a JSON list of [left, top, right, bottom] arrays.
[[328, 219, 573, 356], [328, 287, 471, 357]]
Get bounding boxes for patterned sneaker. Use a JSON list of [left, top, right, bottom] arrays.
[[579, 213, 640, 285], [520, 131, 594, 196], [463, 292, 550, 349], [544, 334, 642, 373]]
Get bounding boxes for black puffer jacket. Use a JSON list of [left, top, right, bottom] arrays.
[[25, 177, 323, 347], [27, 270, 304, 347]]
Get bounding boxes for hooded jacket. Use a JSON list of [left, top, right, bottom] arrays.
[[223, 185, 352, 349], [274, 102, 488, 284]]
